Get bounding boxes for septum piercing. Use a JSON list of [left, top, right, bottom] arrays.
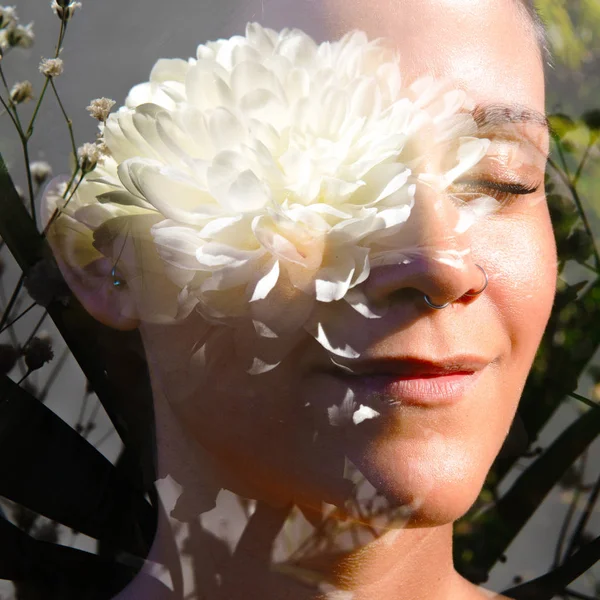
[[423, 295, 451, 310], [424, 264, 488, 310]]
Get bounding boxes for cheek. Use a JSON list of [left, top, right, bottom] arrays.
[[479, 204, 557, 365]]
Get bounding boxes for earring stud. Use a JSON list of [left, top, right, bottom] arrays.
[[111, 266, 124, 288]]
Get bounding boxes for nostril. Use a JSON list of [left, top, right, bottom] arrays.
[[361, 257, 486, 309]]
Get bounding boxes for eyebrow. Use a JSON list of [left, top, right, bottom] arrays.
[[471, 103, 550, 132]]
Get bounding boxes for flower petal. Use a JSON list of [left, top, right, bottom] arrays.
[[249, 259, 280, 302]]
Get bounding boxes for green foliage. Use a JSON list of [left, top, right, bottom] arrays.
[[454, 114, 600, 595], [537, 0, 600, 69]]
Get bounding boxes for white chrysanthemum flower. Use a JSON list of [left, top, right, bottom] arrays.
[[42, 23, 493, 343]]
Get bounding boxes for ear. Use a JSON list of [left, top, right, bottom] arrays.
[[41, 175, 140, 331], [54, 253, 140, 331]]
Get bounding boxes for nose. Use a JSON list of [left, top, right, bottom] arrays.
[[362, 180, 486, 307]]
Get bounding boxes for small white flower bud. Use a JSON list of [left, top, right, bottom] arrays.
[[29, 161, 52, 185], [38, 57, 63, 78], [86, 97, 115, 122], [0, 6, 18, 29], [77, 142, 101, 173], [6, 22, 34, 49], [10, 80, 33, 104], [95, 136, 110, 158], [22, 333, 54, 372], [50, 0, 81, 22]]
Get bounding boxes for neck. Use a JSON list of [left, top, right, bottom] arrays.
[[175, 496, 470, 600]]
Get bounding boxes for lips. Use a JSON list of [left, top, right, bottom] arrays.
[[331, 356, 489, 377], [318, 356, 491, 407]]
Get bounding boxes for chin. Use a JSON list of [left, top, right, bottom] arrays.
[[341, 424, 494, 527]]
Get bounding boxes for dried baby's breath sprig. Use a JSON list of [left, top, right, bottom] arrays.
[[29, 160, 52, 185], [0, 6, 17, 29], [4, 22, 34, 49], [21, 336, 54, 374], [86, 97, 115, 122], [22, 333, 54, 372], [51, 0, 82, 23], [77, 141, 101, 173], [39, 57, 63, 78], [95, 135, 110, 157], [10, 80, 33, 104]]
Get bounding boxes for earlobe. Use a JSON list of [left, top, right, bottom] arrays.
[[53, 253, 140, 331]]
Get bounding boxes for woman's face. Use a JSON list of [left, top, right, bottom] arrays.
[[142, 0, 556, 524]]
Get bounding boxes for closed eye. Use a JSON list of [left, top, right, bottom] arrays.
[[450, 179, 541, 206]]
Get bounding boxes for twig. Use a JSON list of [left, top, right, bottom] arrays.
[[580, 263, 599, 275], [572, 138, 594, 187], [16, 368, 32, 387], [554, 452, 588, 568], [81, 398, 103, 440], [21, 309, 49, 350], [21, 140, 36, 221], [547, 155, 600, 270], [0, 273, 26, 333], [502, 535, 600, 599], [92, 428, 115, 449], [38, 345, 70, 403], [568, 393, 600, 411], [50, 78, 77, 163], [25, 19, 66, 139], [0, 62, 24, 134], [0, 278, 27, 378], [74, 388, 91, 431], [42, 171, 85, 236], [0, 301, 36, 333], [564, 471, 600, 561], [0, 94, 21, 133]]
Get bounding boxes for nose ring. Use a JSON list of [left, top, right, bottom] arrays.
[[423, 296, 451, 310], [423, 264, 488, 310], [464, 264, 488, 297]]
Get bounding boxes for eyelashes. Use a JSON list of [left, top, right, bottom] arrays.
[[449, 179, 541, 206]]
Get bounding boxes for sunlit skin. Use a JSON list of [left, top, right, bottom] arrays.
[[49, 1, 557, 599]]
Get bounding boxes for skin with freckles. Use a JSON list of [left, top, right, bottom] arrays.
[[48, 1, 557, 599]]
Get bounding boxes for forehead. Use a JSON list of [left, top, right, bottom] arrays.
[[322, 0, 545, 111]]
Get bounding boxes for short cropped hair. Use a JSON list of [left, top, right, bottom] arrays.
[[518, 0, 552, 65]]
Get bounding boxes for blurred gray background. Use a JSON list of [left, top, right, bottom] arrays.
[[0, 0, 598, 598]]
